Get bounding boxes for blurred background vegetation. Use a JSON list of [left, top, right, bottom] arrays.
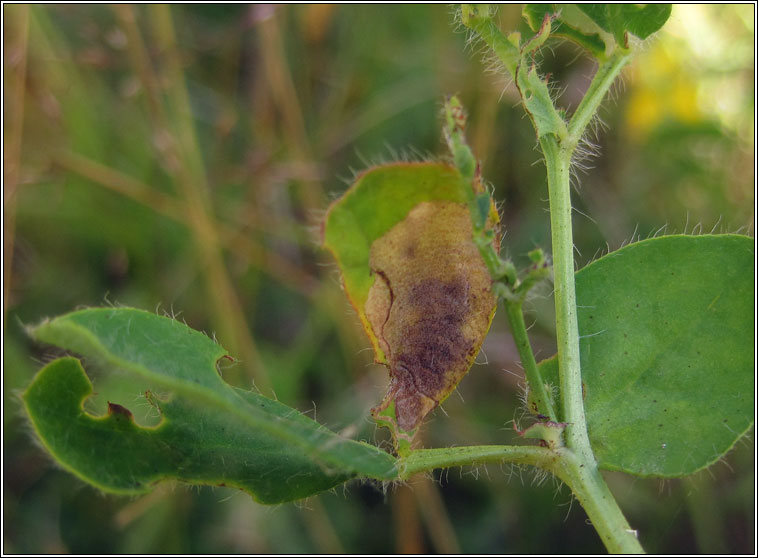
[[3, 4, 753, 554]]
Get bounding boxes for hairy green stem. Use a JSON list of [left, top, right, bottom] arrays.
[[459, 9, 642, 551], [539, 54, 642, 551], [540, 134, 588, 449], [554, 452, 645, 553], [503, 298, 557, 421], [538, 50, 643, 554], [463, 11, 519, 76], [567, 49, 632, 148], [540, 134, 645, 551], [546, 49, 633, 445], [398, 445, 557, 479], [399, 445, 644, 553]]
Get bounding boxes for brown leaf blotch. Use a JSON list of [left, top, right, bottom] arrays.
[[366, 201, 495, 431]]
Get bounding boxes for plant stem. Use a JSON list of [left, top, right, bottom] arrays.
[[503, 298, 557, 421], [464, 13, 519, 77], [540, 134, 588, 450], [567, 49, 632, 149], [398, 445, 558, 479], [554, 452, 645, 554], [538, 46, 643, 552], [399, 446, 644, 553], [539, 43, 634, 461], [458, 11, 643, 551]]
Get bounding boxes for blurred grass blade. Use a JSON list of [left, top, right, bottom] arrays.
[[23, 308, 398, 504], [539, 235, 754, 477]]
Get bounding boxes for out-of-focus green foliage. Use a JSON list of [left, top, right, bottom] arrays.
[[3, 4, 753, 554]]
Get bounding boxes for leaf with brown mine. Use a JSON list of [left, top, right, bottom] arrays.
[[322, 162, 499, 443], [366, 201, 496, 432]]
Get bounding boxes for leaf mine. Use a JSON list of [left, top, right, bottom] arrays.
[[366, 201, 496, 431]]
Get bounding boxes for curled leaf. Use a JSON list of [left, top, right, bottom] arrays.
[[323, 163, 497, 439], [366, 201, 496, 431]]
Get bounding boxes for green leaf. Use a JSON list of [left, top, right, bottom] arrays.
[[523, 4, 552, 31], [514, 9, 568, 140], [539, 235, 754, 476], [519, 7, 552, 55], [523, 4, 606, 59], [578, 4, 672, 46], [459, 5, 520, 76], [516, 63, 568, 139], [323, 163, 471, 358], [322, 163, 497, 436], [22, 308, 398, 504]]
